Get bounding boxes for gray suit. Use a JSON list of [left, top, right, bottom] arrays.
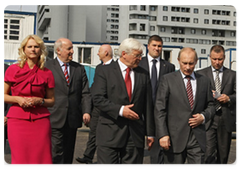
[[46, 58, 91, 163], [197, 66, 236, 163], [154, 70, 215, 163]]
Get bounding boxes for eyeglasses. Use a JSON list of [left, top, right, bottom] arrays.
[[130, 53, 144, 58]]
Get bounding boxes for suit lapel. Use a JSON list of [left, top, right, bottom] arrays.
[[175, 71, 190, 108], [114, 61, 129, 100], [221, 67, 228, 92], [53, 58, 66, 82], [206, 66, 215, 90], [69, 61, 75, 86]]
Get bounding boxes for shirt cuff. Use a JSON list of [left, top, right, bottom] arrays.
[[119, 106, 124, 116], [201, 114, 205, 124]]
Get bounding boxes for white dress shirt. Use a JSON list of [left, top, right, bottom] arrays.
[[118, 59, 135, 116], [147, 54, 160, 79]]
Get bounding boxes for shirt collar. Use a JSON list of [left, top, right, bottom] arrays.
[[147, 54, 160, 63], [104, 58, 113, 65], [118, 59, 129, 72], [57, 57, 69, 66], [211, 66, 223, 72], [180, 70, 196, 80]]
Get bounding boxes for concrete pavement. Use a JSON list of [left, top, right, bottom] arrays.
[[4, 126, 236, 164]]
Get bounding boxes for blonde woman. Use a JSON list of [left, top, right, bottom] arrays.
[[4, 35, 55, 164]]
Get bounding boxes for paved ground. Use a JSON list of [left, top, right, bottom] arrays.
[[4, 126, 236, 164]]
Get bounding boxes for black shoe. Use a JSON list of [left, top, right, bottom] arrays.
[[76, 157, 92, 164]]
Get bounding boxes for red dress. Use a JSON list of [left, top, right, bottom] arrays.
[[4, 62, 55, 164]]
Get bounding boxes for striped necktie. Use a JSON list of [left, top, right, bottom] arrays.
[[186, 76, 194, 110], [64, 63, 70, 86], [215, 70, 221, 111]]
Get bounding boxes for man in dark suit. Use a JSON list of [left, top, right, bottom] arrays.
[[91, 38, 155, 163], [197, 45, 236, 164], [4, 63, 10, 151], [76, 44, 114, 164], [45, 38, 91, 164], [138, 35, 175, 164], [154, 47, 215, 164]]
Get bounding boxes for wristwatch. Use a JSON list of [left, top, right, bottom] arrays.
[[40, 98, 45, 106]]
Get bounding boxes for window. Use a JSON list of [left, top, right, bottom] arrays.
[[204, 9, 209, 14], [194, 8, 199, 14], [140, 5, 146, 11], [202, 29, 206, 35], [129, 5, 137, 10], [163, 16, 168, 21], [171, 27, 178, 34], [204, 19, 209, 24], [150, 26, 155, 31], [162, 37, 170, 42], [234, 12, 236, 17], [201, 49, 206, 54], [78, 48, 92, 64], [160, 27, 166, 32], [163, 6, 168, 11], [193, 18, 198, 23], [191, 29, 196, 34], [140, 24, 145, 31], [150, 6, 157, 11], [231, 31, 236, 37], [4, 18, 20, 40]]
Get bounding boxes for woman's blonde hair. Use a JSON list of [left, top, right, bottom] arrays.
[[18, 35, 47, 70]]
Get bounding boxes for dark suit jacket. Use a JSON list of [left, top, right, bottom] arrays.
[[45, 58, 91, 129], [91, 61, 154, 148], [154, 71, 215, 153], [197, 66, 236, 132], [138, 56, 176, 89]]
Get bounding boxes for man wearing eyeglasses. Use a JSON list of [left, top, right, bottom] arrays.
[[91, 38, 154, 163]]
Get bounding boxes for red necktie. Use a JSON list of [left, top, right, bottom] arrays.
[[125, 67, 132, 102], [64, 63, 70, 86], [186, 76, 194, 110]]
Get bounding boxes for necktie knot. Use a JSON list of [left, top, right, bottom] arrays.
[[185, 75, 192, 81], [152, 59, 157, 65]]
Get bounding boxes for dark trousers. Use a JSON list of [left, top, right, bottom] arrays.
[[83, 107, 99, 159], [164, 130, 205, 164], [149, 137, 164, 163], [97, 135, 144, 164], [205, 112, 232, 164], [51, 120, 77, 164]]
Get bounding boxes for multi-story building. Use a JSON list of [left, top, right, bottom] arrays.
[[36, 5, 236, 69]]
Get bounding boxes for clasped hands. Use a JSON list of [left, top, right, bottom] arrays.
[[18, 96, 42, 108]]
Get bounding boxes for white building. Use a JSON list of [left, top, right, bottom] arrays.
[[4, 10, 36, 64], [35, 5, 236, 70]]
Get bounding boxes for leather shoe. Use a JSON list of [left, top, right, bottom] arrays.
[[76, 157, 92, 164]]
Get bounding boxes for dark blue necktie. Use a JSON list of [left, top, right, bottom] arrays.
[[151, 59, 157, 102]]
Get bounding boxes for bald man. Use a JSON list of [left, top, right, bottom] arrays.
[[45, 38, 91, 164], [76, 44, 113, 164]]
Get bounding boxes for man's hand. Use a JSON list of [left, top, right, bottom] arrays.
[[159, 136, 170, 150], [217, 94, 230, 104], [122, 104, 139, 120], [147, 137, 154, 151], [189, 113, 204, 128], [83, 113, 91, 125]]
